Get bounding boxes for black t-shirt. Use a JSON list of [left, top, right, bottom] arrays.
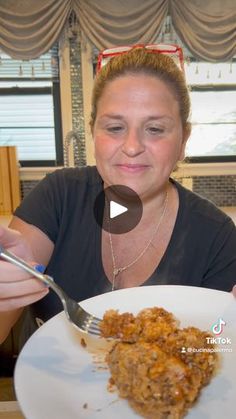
[[14, 166, 236, 336]]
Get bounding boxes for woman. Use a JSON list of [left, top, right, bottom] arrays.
[[0, 46, 236, 345]]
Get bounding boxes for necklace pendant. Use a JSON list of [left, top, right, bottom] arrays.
[[113, 268, 120, 277]]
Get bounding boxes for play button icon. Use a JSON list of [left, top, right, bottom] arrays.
[[94, 185, 143, 234], [110, 201, 128, 218]]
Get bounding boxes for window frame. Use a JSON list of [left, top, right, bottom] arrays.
[[0, 81, 63, 167], [0, 47, 64, 167]]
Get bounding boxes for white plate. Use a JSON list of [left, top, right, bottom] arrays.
[[14, 285, 236, 419]]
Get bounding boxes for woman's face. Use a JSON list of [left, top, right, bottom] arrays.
[[93, 74, 189, 199]]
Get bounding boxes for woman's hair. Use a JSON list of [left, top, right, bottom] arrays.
[[90, 47, 191, 132]]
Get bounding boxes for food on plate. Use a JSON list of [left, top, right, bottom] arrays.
[[100, 307, 218, 419], [80, 337, 87, 348]]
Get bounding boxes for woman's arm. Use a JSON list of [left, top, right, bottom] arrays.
[[0, 309, 23, 344], [9, 216, 54, 264], [0, 217, 54, 343]]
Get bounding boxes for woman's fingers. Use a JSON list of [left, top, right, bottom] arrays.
[[0, 260, 36, 282], [0, 224, 21, 244], [0, 277, 48, 298], [0, 288, 49, 311], [0, 226, 49, 310], [232, 285, 236, 298], [0, 224, 34, 260]]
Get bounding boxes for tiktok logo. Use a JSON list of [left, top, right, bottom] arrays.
[[211, 318, 226, 335]]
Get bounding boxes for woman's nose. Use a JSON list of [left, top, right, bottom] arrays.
[[121, 130, 145, 157]]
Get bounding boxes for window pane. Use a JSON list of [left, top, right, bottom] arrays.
[[185, 62, 235, 85], [0, 94, 56, 161], [186, 124, 236, 156], [190, 91, 236, 123], [0, 50, 58, 79], [186, 90, 236, 157]]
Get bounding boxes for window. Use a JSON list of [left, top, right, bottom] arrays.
[[151, 15, 236, 163], [0, 47, 63, 166], [185, 60, 236, 162]]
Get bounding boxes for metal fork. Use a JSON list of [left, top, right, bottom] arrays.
[[0, 246, 101, 336]]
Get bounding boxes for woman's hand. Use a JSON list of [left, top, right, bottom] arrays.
[[232, 285, 236, 298], [0, 224, 49, 312]]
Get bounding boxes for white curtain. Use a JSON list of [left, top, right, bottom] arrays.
[[0, 0, 235, 61]]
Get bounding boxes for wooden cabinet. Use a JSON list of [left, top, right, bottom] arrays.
[[0, 147, 21, 215]]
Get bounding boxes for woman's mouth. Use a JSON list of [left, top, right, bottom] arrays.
[[115, 164, 150, 173]]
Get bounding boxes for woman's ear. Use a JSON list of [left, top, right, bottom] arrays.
[[179, 123, 191, 161]]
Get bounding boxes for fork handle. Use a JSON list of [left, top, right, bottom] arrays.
[[0, 245, 65, 302], [0, 245, 49, 283]]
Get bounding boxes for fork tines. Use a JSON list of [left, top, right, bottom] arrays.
[[82, 316, 101, 336]]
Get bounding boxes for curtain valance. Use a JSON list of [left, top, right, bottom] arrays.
[[0, 0, 235, 61]]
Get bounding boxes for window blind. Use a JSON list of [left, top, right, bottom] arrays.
[[0, 46, 61, 164]]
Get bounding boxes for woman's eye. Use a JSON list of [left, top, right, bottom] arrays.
[[107, 125, 123, 133], [147, 126, 164, 134]]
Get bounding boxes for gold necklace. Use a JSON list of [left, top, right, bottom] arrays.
[[109, 190, 169, 291]]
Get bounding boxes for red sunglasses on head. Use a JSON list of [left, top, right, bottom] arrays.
[[96, 43, 184, 73]]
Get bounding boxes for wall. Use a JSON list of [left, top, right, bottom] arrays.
[[193, 176, 236, 206]]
